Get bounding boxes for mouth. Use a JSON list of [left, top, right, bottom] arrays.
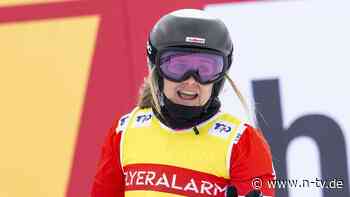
[[177, 90, 199, 100]]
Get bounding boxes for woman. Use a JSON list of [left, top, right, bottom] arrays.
[[92, 9, 275, 197]]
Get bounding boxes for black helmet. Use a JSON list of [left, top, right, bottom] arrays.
[[147, 9, 234, 97]]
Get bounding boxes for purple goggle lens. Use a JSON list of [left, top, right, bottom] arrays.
[[159, 51, 224, 83]]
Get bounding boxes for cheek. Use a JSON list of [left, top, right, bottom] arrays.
[[163, 80, 177, 98], [201, 84, 213, 101]]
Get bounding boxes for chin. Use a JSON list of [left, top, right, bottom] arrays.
[[176, 99, 202, 107]]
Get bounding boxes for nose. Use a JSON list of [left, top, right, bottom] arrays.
[[183, 76, 197, 85]]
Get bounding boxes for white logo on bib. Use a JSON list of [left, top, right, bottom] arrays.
[[116, 114, 130, 133], [209, 121, 236, 139], [133, 112, 152, 128]]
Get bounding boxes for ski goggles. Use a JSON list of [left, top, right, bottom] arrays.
[[157, 48, 227, 84]]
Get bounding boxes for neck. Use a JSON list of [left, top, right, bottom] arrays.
[[153, 94, 221, 130]]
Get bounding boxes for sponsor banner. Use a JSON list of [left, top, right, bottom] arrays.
[[124, 163, 229, 197]]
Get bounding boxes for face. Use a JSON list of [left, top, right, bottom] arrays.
[[163, 77, 213, 106]]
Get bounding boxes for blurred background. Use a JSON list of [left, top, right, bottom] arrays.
[[0, 0, 349, 197]]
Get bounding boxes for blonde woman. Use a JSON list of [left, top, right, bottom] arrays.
[[92, 9, 275, 197]]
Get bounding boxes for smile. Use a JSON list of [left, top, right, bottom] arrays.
[[177, 90, 198, 100]]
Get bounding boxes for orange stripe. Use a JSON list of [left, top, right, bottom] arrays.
[[0, 1, 103, 23]]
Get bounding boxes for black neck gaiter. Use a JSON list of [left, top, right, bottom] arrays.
[[153, 94, 221, 130]]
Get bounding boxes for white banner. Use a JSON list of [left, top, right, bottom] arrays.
[[206, 1, 350, 197]]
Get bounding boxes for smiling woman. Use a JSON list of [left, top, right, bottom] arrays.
[[163, 77, 213, 106], [92, 9, 275, 197]]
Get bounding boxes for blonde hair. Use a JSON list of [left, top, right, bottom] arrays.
[[137, 68, 250, 120], [138, 67, 162, 115]]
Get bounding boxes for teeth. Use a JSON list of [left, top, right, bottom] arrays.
[[180, 91, 197, 96]]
